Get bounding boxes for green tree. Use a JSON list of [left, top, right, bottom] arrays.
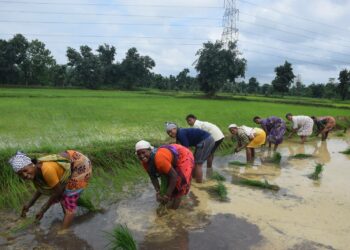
[[66, 45, 101, 89], [271, 61, 295, 95], [337, 69, 350, 100], [247, 77, 259, 94], [195, 41, 246, 96], [120, 47, 155, 90], [20, 39, 55, 85], [0, 34, 29, 84]]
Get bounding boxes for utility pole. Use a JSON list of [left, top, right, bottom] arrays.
[[221, 0, 239, 48]]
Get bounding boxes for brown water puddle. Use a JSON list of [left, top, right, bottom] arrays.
[[1, 134, 350, 249]]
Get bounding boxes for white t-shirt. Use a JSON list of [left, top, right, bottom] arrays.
[[193, 120, 225, 142], [292, 116, 312, 129]]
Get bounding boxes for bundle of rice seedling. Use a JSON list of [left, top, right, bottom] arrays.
[[210, 171, 226, 181], [107, 224, 137, 250], [271, 152, 282, 164], [238, 178, 280, 191], [213, 182, 228, 201], [292, 153, 313, 159], [308, 164, 324, 180], [229, 161, 247, 166]]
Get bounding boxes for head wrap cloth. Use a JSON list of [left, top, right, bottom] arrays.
[[165, 122, 177, 131], [8, 151, 32, 172]]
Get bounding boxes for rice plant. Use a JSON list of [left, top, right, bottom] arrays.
[[238, 178, 280, 191], [9, 217, 36, 234], [210, 171, 226, 181], [340, 147, 350, 155], [107, 224, 137, 250], [308, 164, 324, 180], [271, 152, 282, 164], [77, 196, 99, 212], [292, 153, 313, 159], [213, 181, 228, 201]]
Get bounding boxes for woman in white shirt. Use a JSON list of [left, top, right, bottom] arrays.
[[286, 113, 314, 144], [186, 114, 225, 168]]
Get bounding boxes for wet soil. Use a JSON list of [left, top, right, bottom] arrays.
[[1, 134, 350, 249]]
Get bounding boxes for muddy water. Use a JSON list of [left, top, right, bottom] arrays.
[[1, 135, 350, 249]]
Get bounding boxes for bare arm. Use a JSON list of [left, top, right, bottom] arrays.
[[165, 168, 178, 197], [21, 190, 41, 217], [36, 183, 65, 220]]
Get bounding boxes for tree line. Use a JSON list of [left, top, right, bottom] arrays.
[[0, 34, 349, 100]]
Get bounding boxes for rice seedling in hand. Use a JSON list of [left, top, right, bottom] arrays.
[[238, 178, 280, 191], [340, 147, 350, 155], [210, 171, 226, 181], [308, 164, 324, 180], [107, 224, 137, 250], [292, 153, 313, 159]]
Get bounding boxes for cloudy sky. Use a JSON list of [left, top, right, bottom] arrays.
[[1, 0, 349, 85]]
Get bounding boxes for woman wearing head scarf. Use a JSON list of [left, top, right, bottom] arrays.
[[165, 122, 215, 183], [311, 116, 336, 140], [228, 124, 266, 162], [253, 116, 286, 151], [285, 113, 314, 144], [8, 150, 92, 229], [135, 140, 194, 209]]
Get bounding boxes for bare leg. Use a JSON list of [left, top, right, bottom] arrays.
[[62, 211, 75, 229], [246, 148, 253, 162], [194, 163, 203, 183], [273, 143, 278, 151], [268, 142, 272, 149], [251, 148, 255, 159], [300, 136, 307, 144], [206, 154, 214, 168]]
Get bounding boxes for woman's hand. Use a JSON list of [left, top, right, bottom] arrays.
[[160, 195, 170, 204], [21, 204, 29, 218], [156, 192, 162, 202]]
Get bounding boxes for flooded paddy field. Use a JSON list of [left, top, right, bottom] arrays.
[[1, 134, 350, 250]]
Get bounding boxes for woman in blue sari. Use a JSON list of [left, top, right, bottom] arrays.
[[253, 116, 286, 151]]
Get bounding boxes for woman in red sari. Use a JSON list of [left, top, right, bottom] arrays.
[[135, 140, 194, 209]]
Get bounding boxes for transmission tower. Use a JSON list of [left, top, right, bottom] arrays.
[[221, 0, 239, 47]]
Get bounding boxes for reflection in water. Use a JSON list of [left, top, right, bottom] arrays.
[[312, 141, 331, 163]]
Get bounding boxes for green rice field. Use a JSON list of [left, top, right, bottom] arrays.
[[0, 88, 349, 210]]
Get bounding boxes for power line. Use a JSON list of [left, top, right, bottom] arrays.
[[239, 0, 350, 33], [240, 11, 350, 44], [240, 19, 350, 49], [0, 9, 221, 21], [240, 39, 349, 65], [0, 33, 212, 41], [240, 29, 350, 58], [0, 0, 222, 9], [0, 19, 221, 28]]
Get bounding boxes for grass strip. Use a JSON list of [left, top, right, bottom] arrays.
[[106, 224, 137, 250], [308, 164, 324, 180]]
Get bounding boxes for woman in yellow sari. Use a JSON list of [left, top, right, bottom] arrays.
[[9, 150, 92, 229], [228, 124, 266, 162]]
